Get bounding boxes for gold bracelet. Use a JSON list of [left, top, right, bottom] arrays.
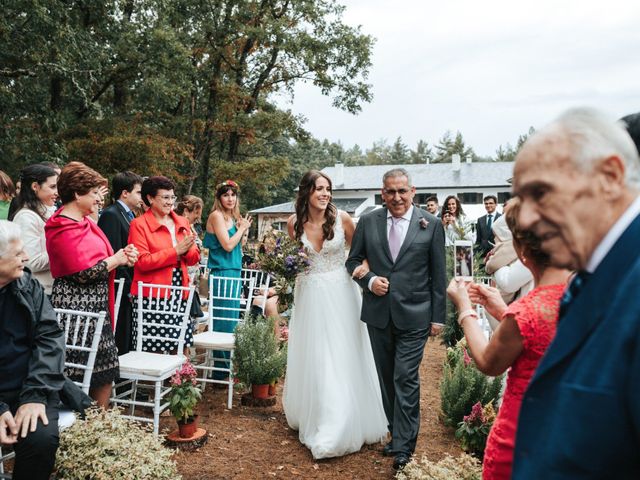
[[457, 309, 478, 326]]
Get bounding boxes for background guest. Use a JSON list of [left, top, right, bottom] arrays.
[[475, 195, 501, 258], [621, 112, 640, 154], [97, 171, 143, 355], [425, 195, 440, 217], [175, 194, 205, 279], [447, 197, 570, 479], [45, 162, 137, 407], [0, 170, 16, 220], [175, 194, 205, 323], [11, 164, 58, 295], [441, 195, 472, 241], [203, 180, 252, 379], [483, 209, 534, 331], [441, 210, 458, 246], [88, 185, 108, 223], [0, 220, 64, 480], [128, 176, 200, 355]]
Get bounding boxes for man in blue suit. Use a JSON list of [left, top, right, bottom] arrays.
[[511, 107, 640, 478]]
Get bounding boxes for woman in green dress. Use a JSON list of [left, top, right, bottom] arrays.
[[0, 170, 15, 220], [203, 180, 252, 379]]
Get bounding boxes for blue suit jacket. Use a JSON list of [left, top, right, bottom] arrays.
[[513, 214, 640, 479]]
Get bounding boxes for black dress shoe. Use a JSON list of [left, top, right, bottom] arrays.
[[382, 441, 394, 457], [393, 453, 411, 470]]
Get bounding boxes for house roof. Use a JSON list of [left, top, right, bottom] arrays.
[[322, 162, 514, 190], [250, 198, 367, 214]]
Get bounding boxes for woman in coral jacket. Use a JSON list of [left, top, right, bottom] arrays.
[[128, 176, 200, 355]]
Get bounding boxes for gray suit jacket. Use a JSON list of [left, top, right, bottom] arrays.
[[346, 206, 446, 330]]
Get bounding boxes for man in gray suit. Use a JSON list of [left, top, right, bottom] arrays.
[[346, 168, 446, 470]]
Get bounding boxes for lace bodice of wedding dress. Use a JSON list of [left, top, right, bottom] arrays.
[[298, 213, 347, 276]]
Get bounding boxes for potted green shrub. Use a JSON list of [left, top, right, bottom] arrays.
[[168, 360, 202, 438], [234, 315, 287, 399]]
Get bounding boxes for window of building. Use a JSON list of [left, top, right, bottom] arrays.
[[271, 221, 287, 231], [414, 193, 436, 205], [497, 192, 512, 204], [457, 192, 483, 204], [374, 194, 383, 205]]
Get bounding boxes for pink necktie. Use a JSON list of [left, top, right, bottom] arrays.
[[389, 217, 402, 261]]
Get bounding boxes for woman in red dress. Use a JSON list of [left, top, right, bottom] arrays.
[[447, 197, 571, 479]]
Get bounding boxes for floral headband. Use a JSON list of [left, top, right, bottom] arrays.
[[216, 179, 239, 191]]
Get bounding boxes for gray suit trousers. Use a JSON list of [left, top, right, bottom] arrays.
[[367, 321, 429, 455]]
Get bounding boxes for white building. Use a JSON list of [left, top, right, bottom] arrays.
[[250, 160, 514, 239]]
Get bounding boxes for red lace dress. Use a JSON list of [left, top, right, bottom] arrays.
[[482, 284, 565, 479]]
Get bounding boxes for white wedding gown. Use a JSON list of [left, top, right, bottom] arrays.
[[283, 214, 387, 459]]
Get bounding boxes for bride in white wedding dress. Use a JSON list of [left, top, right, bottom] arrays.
[[283, 170, 387, 459]]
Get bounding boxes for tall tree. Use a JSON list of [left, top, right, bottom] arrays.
[[1, 0, 374, 204], [169, 0, 374, 200], [409, 139, 433, 164], [433, 131, 475, 163], [390, 136, 409, 164]]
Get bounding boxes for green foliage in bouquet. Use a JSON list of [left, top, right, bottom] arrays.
[[395, 453, 482, 480], [55, 408, 181, 480], [257, 230, 310, 310], [234, 314, 287, 386], [440, 339, 503, 429], [455, 401, 496, 457]]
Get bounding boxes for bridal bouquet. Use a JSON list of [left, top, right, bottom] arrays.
[[257, 231, 311, 310]]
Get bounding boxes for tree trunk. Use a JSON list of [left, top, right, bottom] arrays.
[[113, 81, 128, 112], [50, 76, 63, 111]]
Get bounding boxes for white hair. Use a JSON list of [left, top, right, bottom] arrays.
[[0, 220, 21, 257], [542, 107, 640, 187]]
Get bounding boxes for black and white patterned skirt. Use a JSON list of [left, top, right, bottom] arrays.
[[131, 268, 194, 353]]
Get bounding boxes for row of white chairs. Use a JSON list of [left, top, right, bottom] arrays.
[[111, 268, 270, 433], [1, 268, 271, 477]]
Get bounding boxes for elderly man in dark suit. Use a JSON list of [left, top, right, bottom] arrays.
[[97, 171, 142, 355], [511, 107, 640, 478], [0, 220, 64, 480], [475, 195, 500, 258], [346, 168, 446, 470]]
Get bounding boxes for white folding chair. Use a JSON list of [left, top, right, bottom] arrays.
[[56, 308, 107, 429], [56, 309, 107, 395], [191, 275, 255, 409], [240, 268, 271, 313], [111, 281, 195, 435], [0, 309, 106, 479], [112, 277, 126, 331], [0, 453, 9, 479]]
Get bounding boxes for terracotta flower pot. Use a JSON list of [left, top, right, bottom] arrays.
[[177, 415, 199, 438], [268, 381, 277, 396], [252, 384, 270, 399]]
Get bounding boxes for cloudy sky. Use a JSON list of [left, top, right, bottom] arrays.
[[282, 0, 640, 157]]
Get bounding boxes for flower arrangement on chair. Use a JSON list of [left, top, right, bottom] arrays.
[[168, 361, 202, 438], [257, 231, 310, 310]]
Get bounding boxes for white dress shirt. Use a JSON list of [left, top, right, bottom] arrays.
[[586, 195, 640, 273]]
